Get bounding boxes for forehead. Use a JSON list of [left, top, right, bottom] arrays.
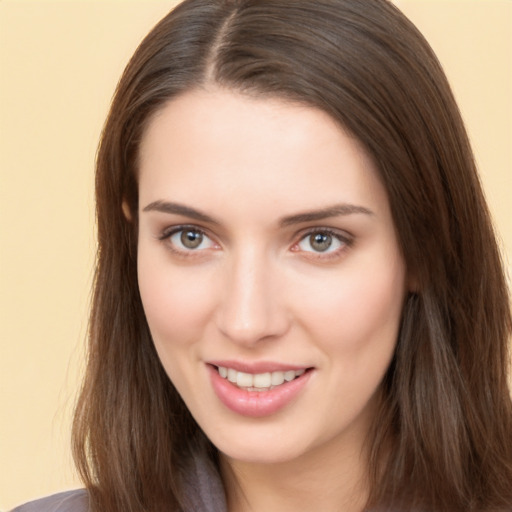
[[137, 88, 388, 220]]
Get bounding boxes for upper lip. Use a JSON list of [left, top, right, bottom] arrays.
[[207, 360, 311, 374]]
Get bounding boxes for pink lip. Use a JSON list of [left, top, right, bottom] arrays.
[[207, 360, 308, 373], [207, 364, 313, 418]]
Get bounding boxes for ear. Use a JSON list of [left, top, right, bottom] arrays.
[[122, 200, 133, 222]]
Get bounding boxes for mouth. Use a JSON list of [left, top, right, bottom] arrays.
[[207, 363, 314, 417], [215, 365, 307, 392]]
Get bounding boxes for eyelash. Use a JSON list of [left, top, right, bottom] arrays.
[[292, 228, 353, 260], [158, 225, 217, 256], [158, 225, 353, 260]]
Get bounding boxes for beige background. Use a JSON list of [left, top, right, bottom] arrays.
[[0, 1, 510, 509]]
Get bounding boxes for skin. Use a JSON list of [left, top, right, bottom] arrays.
[[137, 88, 408, 511]]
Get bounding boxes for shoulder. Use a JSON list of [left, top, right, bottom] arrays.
[[10, 490, 88, 512]]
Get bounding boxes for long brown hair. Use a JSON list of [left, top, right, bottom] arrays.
[[72, 1, 512, 510]]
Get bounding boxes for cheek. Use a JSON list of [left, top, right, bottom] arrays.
[[295, 257, 406, 358], [137, 250, 216, 349]]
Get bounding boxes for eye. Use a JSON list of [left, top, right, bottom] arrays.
[[162, 227, 217, 252], [296, 229, 350, 254]]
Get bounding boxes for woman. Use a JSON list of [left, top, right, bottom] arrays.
[[13, 0, 512, 511]]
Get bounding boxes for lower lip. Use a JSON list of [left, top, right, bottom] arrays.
[[208, 365, 313, 418]]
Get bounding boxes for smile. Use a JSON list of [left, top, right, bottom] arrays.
[[216, 366, 306, 391], [208, 363, 313, 417]]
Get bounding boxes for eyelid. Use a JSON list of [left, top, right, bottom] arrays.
[[292, 227, 354, 257], [295, 226, 353, 242], [158, 224, 208, 241], [158, 224, 220, 255]]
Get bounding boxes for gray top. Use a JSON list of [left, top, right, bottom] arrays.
[[10, 490, 89, 512], [10, 451, 227, 512]]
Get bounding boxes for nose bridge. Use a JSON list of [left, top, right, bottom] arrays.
[[217, 245, 287, 345]]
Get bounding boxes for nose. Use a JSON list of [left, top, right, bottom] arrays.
[[215, 249, 290, 347]]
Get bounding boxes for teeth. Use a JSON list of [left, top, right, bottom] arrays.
[[271, 371, 285, 386], [253, 372, 271, 388], [227, 368, 237, 383], [216, 367, 306, 390], [236, 371, 253, 387], [284, 370, 296, 382]]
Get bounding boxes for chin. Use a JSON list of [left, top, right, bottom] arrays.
[[203, 424, 308, 465]]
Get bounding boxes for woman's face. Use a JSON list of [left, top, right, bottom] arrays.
[[137, 88, 407, 465]]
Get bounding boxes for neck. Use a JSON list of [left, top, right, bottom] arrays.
[[220, 434, 370, 512]]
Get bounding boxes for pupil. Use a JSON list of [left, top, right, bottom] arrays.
[[310, 233, 332, 252], [181, 230, 203, 249]]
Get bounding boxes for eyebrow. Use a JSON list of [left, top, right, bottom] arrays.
[[143, 200, 374, 227], [279, 204, 374, 227], [142, 200, 220, 225]]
